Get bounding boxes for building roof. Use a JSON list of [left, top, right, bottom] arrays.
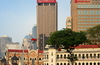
[[8, 49, 28, 53], [75, 45, 100, 49], [1, 35, 9, 37]]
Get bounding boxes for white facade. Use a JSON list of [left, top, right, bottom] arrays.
[[43, 47, 100, 65], [6, 43, 21, 50]]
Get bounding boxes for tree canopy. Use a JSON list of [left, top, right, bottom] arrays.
[[47, 28, 87, 51], [86, 25, 100, 44], [47, 28, 87, 65]]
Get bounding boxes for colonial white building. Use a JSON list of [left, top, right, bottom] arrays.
[[43, 45, 100, 65]]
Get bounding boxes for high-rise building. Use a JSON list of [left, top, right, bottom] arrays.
[[32, 24, 37, 50], [37, 0, 58, 50], [0, 35, 12, 58], [71, 0, 100, 32]]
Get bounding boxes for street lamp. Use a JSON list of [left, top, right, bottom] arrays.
[[11, 54, 19, 65]]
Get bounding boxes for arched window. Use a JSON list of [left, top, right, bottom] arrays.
[[75, 63, 77, 65], [64, 55, 66, 59], [68, 54, 70, 57], [82, 63, 84, 65], [82, 54, 85, 59], [94, 54, 96, 58], [98, 54, 100, 58], [90, 54, 92, 58], [75, 54, 77, 57], [79, 54, 81, 58], [90, 63, 92, 65], [60, 63, 62, 65], [64, 63, 66, 65], [57, 55, 59, 59], [60, 55, 62, 59], [86, 54, 88, 58], [94, 62, 96, 65], [86, 63, 88, 65], [79, 63, 81, 65], [47, 55, 48, 59], [57, 63, 59, 65], [68, 63, 70, 65], [98, 62, 100, 65]]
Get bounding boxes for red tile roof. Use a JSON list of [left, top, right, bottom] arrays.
[[75, 45, 100, 49]]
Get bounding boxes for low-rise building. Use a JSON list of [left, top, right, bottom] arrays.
[[5, 49, 43, 65], [43, 45, 100, 65]]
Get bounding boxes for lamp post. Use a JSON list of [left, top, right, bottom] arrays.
[[11, 54, 19, 65]]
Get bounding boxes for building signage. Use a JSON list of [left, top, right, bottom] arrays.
[[37, 0, 56, 3], [75, 0, 90, 3]]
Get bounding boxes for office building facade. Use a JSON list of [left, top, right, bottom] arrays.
[[37, 0, 58, 50], [0, 35, 12, 58], [71, 0, 100, 32], [32, 24, 37, 50]]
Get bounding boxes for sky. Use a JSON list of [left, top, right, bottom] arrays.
[[0, 0, 70, 43]]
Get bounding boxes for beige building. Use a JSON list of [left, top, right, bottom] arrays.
[[66, 17, 72, 29], [70, 0, 100, 32], [43, 45, 100, 65], [37, 0, 58, 50]]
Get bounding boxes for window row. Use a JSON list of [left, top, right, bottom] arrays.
[[78, 16, 100, 18], [78, 4, 100, 8], [56, 62, 100, 65], [78, 22, 100, 24], [56, 54, 100, 59], [78, 19, 100, 21], [78, 10, 100, 15], [78, 26, 94, 27]]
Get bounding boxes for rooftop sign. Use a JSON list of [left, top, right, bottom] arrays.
[[37, 0, 56, 3], [75, 0, 90, 3]]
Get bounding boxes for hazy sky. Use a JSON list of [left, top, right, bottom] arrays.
[[0, 0, 70, 43]]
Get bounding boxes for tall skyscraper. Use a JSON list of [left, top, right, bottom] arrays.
[[0, 35, 12, 58], [37, 0, 58, 50], [71, 0, 100, 32], [32, 24, 37, 50]]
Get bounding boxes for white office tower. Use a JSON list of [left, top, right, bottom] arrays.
[[32, 24, 37, 50], [0, 35, 12, 58], [22, 32, 33, 50]]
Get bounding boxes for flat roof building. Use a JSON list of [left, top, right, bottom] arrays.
[[37, 0, 58, 50], [71, 0, 100, 32]]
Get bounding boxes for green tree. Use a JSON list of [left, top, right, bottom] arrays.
[[86, 25, 100, 44], [47, 28, 87, 65]]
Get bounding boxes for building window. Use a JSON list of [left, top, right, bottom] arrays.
[[57, 55, 59, 59], [78, 4, 81, 8], [78, 10, 81, 15], [64, 55, 66, 59]]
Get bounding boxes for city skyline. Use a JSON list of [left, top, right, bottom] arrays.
[[0, 0, 70, 43]]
